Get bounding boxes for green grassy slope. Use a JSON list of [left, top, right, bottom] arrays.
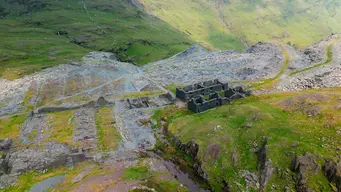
[[139, 0, 341, 51], [157, 88, 341, 191], [0, 0, 193, 79]]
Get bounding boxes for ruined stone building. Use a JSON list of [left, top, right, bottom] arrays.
[[176, 79, 251, 113], [176, 79, 229, 101]]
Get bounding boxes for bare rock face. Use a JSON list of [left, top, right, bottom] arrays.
[[181, 140, 199, 160], [291, 153, 319, 192], [240, 170, 260, 190], [7, 143, 70, 174], [126, 97, 150, 109], [257, 139, 273, 191], [0, 174, 17, 189], [204, 144, 221, 163], [303, 47, 324, 64]]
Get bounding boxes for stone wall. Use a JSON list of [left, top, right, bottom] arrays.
[[184, 83, 251, 113], [176, 79, 228, 101], [188, 93, 231, 113]]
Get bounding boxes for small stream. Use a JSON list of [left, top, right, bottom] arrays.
[[146, 151, 210, 192], [29, 175, 65, 192]]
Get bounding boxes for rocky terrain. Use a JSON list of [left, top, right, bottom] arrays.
[[277, 34, 341, 91], [1, 33, 341, 191]]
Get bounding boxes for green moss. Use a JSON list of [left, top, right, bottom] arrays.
[[46, 111, 75, 146], [165, 84, 180, 95], [28, 129, 38, 141], [144, 177, 190, 192], [95, 106, 121, 151], [140, 0, 341, 51], [0, 115, 26, 139], [122, 166, 151, 180]]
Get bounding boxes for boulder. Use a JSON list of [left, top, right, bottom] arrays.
[[97, 96, 109, 106], [291, 153, 319, 173], [181, 140, 199, 160], [127, 97, 150, 109], [55, 30, 68, 36], [71, 34, 91, 45], [0, 138, 12, 151], [291, 153, 319, 192], [204, 144, 221, 163]]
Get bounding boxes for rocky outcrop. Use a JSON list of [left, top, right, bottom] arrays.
[[126, 97, 150, 109], [257, 139, 273, 191], [71, 34, 91, 46], [239, 139, 273, 191], [6, 143, 70, 174], [240, 170, 260, 189], [3, 143, 86, 175], [291, 153, 319, 192], [0, 138, 12, 151], [0, 145, 86, 188], [180, 140, 199, 160], [323, 158, 341, 191], [0, 159, 8, 176], [165, 134, 207, 178]]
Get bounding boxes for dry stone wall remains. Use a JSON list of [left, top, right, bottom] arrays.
[[176, 79, 251, 113]]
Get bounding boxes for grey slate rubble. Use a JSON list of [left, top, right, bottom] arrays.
[[73, 108, 97, 143]]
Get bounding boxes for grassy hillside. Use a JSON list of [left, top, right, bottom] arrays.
[[156, 87, 341, 191], [2, 0, 341, 80], [139, 0, 341, 50], [0, 0, 193, 79]]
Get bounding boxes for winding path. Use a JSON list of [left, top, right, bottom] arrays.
[[250, 44, 291, 90], [289, 36, 340, 76]]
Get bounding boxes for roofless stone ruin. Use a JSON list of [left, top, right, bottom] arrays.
[[176, 79, 251, 113]]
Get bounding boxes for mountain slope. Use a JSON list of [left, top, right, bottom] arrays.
[[0, 0, 193, 79], [1, 0, 341, 80], [138, 0, 341, 50]]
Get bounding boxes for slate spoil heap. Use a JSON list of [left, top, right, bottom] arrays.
[[176, 79, 251, 113]]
